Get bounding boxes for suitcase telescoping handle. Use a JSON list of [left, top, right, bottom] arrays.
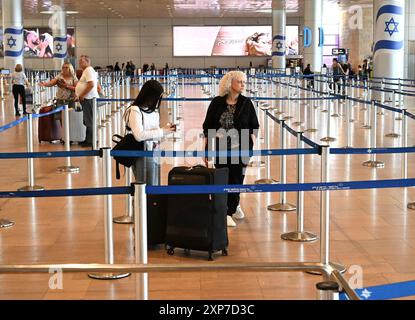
[[185, 165, 207, 171]]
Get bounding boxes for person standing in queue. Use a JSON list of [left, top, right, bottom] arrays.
[[11, 64, 30, 116], [125, 80, 176, 185], [75, 55, 99, 147], [202, 71, 260, 228]]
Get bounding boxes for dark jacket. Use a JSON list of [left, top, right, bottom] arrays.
[[203, 94, 260, 153]]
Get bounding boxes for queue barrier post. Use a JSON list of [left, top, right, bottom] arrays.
[[248, 100, 265, 168], [316, 281, 340, 300], [114, 167, 134, 224], [88, 148, 131, 280], [362, 101, 385, 168], [267, 118, 296, 212], [134, 182, 149, 300], [281, 131, 317, 242], [255, 108, 278, 184], [18, 114, 44, 192], [57, 105, 80, 173], [402, 109, 408, 180], [385, 89, 400, 138], [344, 97, 353, 148], [320, 99, 336, 143], [283, 78, 293, 120], [292, 83, 304, 126], [305, 91, 318, 133], [308, 145, 346, 275]]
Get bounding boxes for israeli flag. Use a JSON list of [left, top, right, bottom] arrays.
[[53, 36, 67, 59], [4, 27, 24, 58], [374, 2, 404, 57], [272, 35, 286, 57]]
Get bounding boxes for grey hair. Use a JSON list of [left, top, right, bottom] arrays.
[[218, 71, 247, 97]]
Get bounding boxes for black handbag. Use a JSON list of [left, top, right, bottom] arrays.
[[112, 107, 145, 179], [112, 133, 145, 180]]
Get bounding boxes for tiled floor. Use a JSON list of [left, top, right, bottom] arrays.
[[1, 81, 415, 299]]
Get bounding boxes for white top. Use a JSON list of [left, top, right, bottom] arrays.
[[75, 66, 98, 100], [11, 71, 27, 86], [127, 105, 164, 150]]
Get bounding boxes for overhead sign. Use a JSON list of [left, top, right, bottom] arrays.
[[332, 48, 347, 55]]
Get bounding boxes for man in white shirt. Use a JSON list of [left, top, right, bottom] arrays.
[[75, 55, 98, 147]]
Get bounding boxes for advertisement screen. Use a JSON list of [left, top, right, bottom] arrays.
[[0, 27, 75, 58], [173, 26, 298, 57]]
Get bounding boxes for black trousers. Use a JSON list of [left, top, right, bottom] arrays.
[[215, 163, 246, 216], [12, 84, 26, 115], [80, 98, 93, 143]]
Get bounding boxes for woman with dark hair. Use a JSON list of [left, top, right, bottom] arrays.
[[124, 80, 176, 185]]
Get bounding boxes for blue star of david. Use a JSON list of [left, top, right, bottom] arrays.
[[276, 41, 283, 50], [384, 17, 399, 36], [7, 36, 17, 48], [55, 43, 63, 52]]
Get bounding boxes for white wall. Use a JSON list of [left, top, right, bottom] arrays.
[[1, 16, 301, 70], [405, 0, 415, 79]]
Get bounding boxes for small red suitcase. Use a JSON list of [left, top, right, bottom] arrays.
[[38, 105, 62, 143]]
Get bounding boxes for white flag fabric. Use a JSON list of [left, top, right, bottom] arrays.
[[4, 27, 24, 58]]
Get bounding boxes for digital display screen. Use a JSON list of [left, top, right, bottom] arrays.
[[173, 26, 298, 57]]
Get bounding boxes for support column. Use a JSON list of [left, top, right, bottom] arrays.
[[272, 0, 286, 69], [50, 6, 67, 70], [2, 0, 24, 71], [373, 0, 405, 99], [303, 0, 323, 73]]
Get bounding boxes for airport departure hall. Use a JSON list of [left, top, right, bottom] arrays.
[[0, 0, 415, 302]]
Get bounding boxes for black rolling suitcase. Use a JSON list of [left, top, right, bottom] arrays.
[[147, 194, 168, 247], [165, 165, 229, 261]]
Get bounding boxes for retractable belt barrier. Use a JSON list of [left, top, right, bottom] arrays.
[[2, 178, 415, 198]]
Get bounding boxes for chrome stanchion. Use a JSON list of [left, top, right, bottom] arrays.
[[249, 101, 265, 168], [316, 281, 340, 300], [88, 148, 131, 280], [292, 84, 304, 126], [255, 108, 278, 184], [396, 82, 403, 120], [93, 98, 98, 150], [283, 79, 293, 120], [18, 114, 44, 192], [113, 168, 134, 224], [361, 86, 371, 129], [385, 90, 400, 138], [267, 118, 296, 212], [134, 183, 149, 300], [344, 97, 353, 148], [309, 146, 346, 275], [306, 92, 318, 133], [281, 131, 317, 241], [0, 217, 14, 228], [57, 105, 80, 173], [320, 99, 336, 143], [362, 101, 385, 168], [402, 109, 408, 180]]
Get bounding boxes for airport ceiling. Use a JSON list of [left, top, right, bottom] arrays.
[[1, 0, 374, 19]]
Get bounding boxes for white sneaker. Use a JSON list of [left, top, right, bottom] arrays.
[[233, 205, 245, 220], [227, 215, 237, 227]]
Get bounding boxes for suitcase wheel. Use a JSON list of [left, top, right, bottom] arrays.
[[184, 248, 190, 256], [222, 249, 228, 256], [167, 248, 175, 256], [208, 251, 214, 261]]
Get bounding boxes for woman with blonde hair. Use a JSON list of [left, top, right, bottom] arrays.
[[203, 71, 259, 227], [11, 64, 30, 116], [40, 62, 78, 108]]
